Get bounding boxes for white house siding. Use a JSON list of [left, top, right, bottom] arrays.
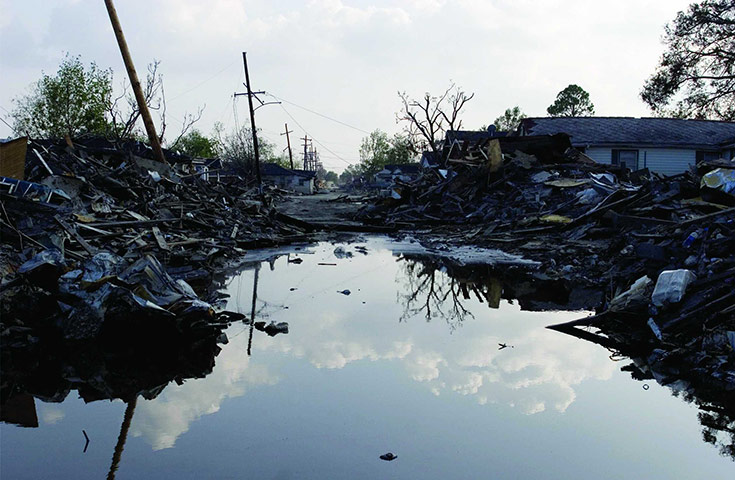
[[583, 147, 695, 176], [584, 147, 613, 165], [642, 149, 696, 176]]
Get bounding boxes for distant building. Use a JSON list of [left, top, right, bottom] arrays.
[[261, 163, 317, 194], [189, 158, 222, 182], [518, 117, 735, 176], [374, 164, 421, 187]]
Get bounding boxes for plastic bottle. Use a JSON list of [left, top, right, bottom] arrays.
[[682, 230, 699, 248]]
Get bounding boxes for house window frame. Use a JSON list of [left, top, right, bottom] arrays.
[[611, 149, 639, 170], [696, 150, 721, 163]]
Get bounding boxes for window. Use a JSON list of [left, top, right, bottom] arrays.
[[611, 149, 638, 169], [696, 151, 721, 163]]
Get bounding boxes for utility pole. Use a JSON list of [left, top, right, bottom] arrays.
[[241, 52, 261, 190], [104, 0, 166, 165], [301, 135, 312, 170], [281, 123, 294, 169], [234, 53, 279, 192], [247, 264, 260, 357]]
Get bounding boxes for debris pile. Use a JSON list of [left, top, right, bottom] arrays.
[[359, 134, 735, 393], [1, 137, 305, 348]]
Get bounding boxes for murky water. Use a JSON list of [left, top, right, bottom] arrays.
[[1, 238, 732, 479]]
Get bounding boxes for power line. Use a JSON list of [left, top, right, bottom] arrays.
[[168, 61, 237, 102], [0, 113, 15, 133], [278, 103, 354, 166], [266, 92, 371, 135]]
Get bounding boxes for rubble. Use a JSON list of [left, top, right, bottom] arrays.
[[356, 132, 734, 397], [0, 137, 311, 355]]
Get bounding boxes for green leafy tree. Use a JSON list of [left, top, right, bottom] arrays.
[[323, 170, 339, 183], [11, 54, 113, 138], [359, 130, 392, 175], [493, 106, 527, 132], [173, 129, 217, 158], [358, 130, 415, 176], [339, 164, 364, 184], [386, 134, 414, 165], [12, 55, 204, 145], [641, 0, 735, 120], [547, 84, 595, 117], [270, 154, 293, 169]]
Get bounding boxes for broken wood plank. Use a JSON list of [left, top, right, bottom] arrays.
[[680, 206, 735, 227], [86, 218, 176, 228], [151, 226, 169, 251], [54, 215, 97, 255]]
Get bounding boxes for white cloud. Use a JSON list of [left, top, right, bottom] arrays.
[[405, 350, 446, 381], [131, 341, 278, 450], [117, 240, 620, 450], [0, 1, 696, 172], [38, 406, 65, 425]]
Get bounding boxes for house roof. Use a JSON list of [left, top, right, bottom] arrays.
[[381, 163, 420, 174], [445, 130, 505, 144], [291, 168, 317, 178], [261, 163, 315, 178], [519, 117, 735, 149]]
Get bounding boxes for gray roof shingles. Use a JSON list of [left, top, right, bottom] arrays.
[[520, 117, 735, 149]]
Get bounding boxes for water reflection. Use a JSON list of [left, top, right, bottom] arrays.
[[397, 259, 475, 329], [0, 303, 227, 473], [553, 322, 735, 461], [236, 243, 616, 417], [108, 397, 136, 480], [123, 243, 618, 450], [2, 239, 733, 476]]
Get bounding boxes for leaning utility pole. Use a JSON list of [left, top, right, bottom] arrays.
[[104, 0, 166, 165], [281, 123, 294, 169]]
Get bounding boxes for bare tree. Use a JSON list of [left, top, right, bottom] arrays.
[[397, 82, 474, 159], [397, 258, 474, 331], [108, 60, 204, 146]]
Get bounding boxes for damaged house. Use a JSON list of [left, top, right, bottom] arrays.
[[518, 117, 735, 176], [374, 164, 421, 187], [261, 162, 317, 194]]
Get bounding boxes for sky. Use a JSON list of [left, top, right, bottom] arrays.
[[0, 0, 694, 173]]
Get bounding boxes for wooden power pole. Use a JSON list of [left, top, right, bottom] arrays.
[[104, 0, 166, 165], [241, 52, 262, 191], [281, 123, 294, 169], [301, 135, 311, 170]]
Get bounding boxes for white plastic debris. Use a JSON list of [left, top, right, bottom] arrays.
[[701, 167, 735, 195], [651, 269, 697, 307], [609, 275, 652, 312], [148, 170, 162, 182]]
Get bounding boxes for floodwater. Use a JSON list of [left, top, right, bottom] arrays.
[[1, 238, 733, 479]]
